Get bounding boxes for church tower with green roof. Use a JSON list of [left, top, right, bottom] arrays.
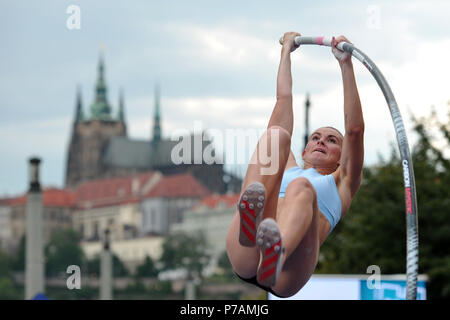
[[89, 53, 112, 121], [65, 50, 237, 194], [66, 52, 127, 188]]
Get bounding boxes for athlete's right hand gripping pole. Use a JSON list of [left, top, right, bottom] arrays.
[[280, 35, 419, 300]]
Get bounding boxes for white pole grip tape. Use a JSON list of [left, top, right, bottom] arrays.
[[279, 36, 347, 51]]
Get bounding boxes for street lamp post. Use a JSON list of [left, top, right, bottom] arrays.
[[25, 157, 45, 300], [100, 228, 113, 300]]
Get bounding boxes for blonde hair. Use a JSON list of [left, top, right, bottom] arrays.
[[309, 126, 344, 141], [323, 126, 343, 140]]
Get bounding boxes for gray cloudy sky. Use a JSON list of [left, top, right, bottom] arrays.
[[1, 0, 449, 196]]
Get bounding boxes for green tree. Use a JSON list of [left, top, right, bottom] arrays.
[[135, 255, 158, 278], [0, 248, 13, 277], [0, 248, 19, 299], [317, 108, 450, 299], [12, 235, 25, 272], [45, 229, 84, 277], [217, 250, 234, 277], [410, 109, 450, 298], [85, 253, 129, 277], [159, 231, 210, 279]]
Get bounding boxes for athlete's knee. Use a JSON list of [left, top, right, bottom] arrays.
[[254, 126, 291, 175], [225, 246, 258, 278], [285, 177, 317, 200], [265, 125, 291, 149]]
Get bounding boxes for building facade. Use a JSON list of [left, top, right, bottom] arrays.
[[140, 173, 211, 236], [73, 171, 162, 242], [2, 188, 75, 254], [81, 236, 165, 274], [171, 193, 239, 272], [73, 171, 211, 272], [0, 200, 12, 253]]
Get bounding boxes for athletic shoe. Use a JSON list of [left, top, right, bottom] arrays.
[[256, 218, 285, 288], [238, 182, 266, 247]]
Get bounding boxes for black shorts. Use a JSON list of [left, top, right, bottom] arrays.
[[235, 272, 284, 298]]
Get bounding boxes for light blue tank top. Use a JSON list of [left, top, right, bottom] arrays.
[[279, 166, 342, 233]]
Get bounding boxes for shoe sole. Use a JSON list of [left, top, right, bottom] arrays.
[[256, 218, 285, 288], [238, 182, 266, 247]]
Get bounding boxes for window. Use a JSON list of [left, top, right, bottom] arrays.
[[143, 213, 147, 228], [93, 222, 99, 240], [151, 209, 156, 227]]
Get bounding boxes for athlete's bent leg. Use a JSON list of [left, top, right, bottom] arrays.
[[227, 31, 299, 280], [226, 125, 291, 278], [271, 177, 321, 297]]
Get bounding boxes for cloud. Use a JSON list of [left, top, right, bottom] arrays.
[[0, 116, 72, 195]]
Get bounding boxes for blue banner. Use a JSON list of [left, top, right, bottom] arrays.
[[360, 280, 426, 300]]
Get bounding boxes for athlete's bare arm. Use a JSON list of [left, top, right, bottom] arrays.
[[332, 36, 365, 215]]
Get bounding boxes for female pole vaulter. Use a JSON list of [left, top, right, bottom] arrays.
[[226, 31, 365, 298]]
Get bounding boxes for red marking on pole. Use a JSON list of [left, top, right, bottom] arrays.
[[405, 187, 413, 214]]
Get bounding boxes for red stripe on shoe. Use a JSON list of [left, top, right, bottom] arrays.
[[241, 210, 255, 231], [242, 200, 256, 217], [261, 254, 279, 269], [259, 266, 276, 282], [241, 224, 255, 243], [262, 252, 279, 269]]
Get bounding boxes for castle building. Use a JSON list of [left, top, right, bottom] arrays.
[[65, 54, 241, 194], [1, 188, 75, 254], [74, 171, 212, 273]]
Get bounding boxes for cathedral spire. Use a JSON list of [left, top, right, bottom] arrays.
[[152, 84, 162, 142], [118, 87, 125, 123], [75, 84, 84, 122], [90, 47, 112, 120]]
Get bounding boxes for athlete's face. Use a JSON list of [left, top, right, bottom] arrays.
[[302, 127, 343, 170]]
